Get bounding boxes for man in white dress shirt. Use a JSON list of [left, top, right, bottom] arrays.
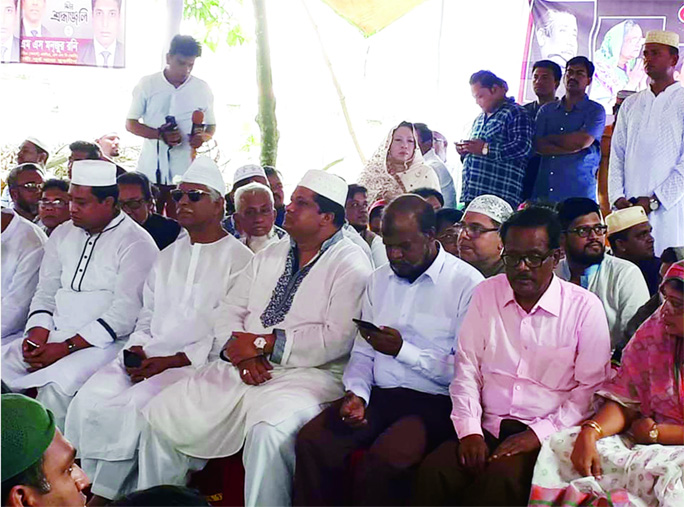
[[293, 194, 483, 505], [609, 30, 684, 255], [126, 35, 215, 218], [64, 157, 253, 503], [233, 182, 286, 253], [1, 207, 47, 344], [136, 170, 372, 506], [1, 160, 158, 430]]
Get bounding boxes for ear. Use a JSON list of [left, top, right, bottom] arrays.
[[9, 187, 19, 201], [165, 53, 171, 65], [6, 484, 38, 507], [551, 247, 562, 268]]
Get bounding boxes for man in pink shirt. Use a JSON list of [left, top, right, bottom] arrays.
[[413, 206, 611, 506]]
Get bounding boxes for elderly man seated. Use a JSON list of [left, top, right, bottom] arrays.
[[136, 170, 373, 506], [6, 163, 44, 222], [1, 160, 158, 430], [2, 394, 90, 507], [223, 164, 269, 237], [606, 207, 661, 296], [233, 182, 286, 253], [457, 195, 513, 278], [293, 195, 483, 505], [2, 208, 47, 345], [556, 198, 650, 349], [37, 179, 71, 236], [65, 157, 253, 503], [413, 206, 611, 506]]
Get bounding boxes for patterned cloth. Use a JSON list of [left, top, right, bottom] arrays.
[[260, 229, 343, 328], [461, 98, 534, 208]]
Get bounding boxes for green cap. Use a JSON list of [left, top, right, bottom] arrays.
[[1, 394, 56, 482]]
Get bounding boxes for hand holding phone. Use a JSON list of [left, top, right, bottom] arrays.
[[25, 339, 40, 351], [123, 349, 143, 368], [352, 318, 382, 333]]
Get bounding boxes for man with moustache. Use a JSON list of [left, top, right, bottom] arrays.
[[556, 198, 649, 348], [233, 182, 286, 254], [65, 157, 252, 503], [609, 30, 684, 255], [534, 56, 606, 203], [1, 160, 158, 430], [293, 195, 483, 505], [6, 163, 43, 222], [136, 170, 373, 507], [37, 179, 70, 236], [96, 132, 121, 159], [413, 206, 611, 506]]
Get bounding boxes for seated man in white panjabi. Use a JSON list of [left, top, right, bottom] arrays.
[[233, 182, 286, 254], [64, 157, 254, 502], [1, 160, 159, 430], [137, 169, 373, 507]]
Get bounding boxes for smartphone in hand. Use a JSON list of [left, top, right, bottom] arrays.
[[352, 318, 382, 333], [123, 349, 143, 368], [25, 339, 40, 351]]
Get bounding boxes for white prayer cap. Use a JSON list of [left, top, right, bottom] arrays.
[[233, 164, 267, 185], [606, 207, 649, 236], [179, 156, 226, 195], [23, 137, 50, 155], [297, 169, 347, 207], [644, 30, 680, 49], [71, 160, 116, 187], [464, 195, 513, 224]]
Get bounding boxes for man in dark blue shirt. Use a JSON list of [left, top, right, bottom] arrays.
[[457, 71, 534, 209], [533, 56, 606, 202]]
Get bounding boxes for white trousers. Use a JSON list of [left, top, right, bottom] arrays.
[[36, 383, 73, 432], [138, 404, 324, 507]]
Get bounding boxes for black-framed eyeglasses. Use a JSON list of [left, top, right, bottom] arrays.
[[120, 198, 147, 210], [501, 249, 555, 268], [38, 198, 68, 209], [455, 222, 499, 239], [170, 189, 212, 203], [565, 224, 608, 238], [437, 225, 461, 245], [17, 182, 43, 192]]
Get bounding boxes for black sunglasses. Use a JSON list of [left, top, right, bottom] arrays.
[[170, 189, 212, 203]]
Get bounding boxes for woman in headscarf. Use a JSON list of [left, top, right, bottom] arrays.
[[358, 121, 440, 204], [590, 20, 647, 112], [529, 262, 684, 506]]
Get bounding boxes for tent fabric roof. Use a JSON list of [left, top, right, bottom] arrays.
[[321, 0, 427, 37]]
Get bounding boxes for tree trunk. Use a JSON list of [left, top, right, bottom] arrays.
[[253, 0, 279, 167]]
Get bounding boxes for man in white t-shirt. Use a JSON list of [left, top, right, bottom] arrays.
[[126, 35, 216, 219]]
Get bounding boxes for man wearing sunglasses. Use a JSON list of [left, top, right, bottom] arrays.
[[65, 157, 253, 504], [556, 197, 650, 348], [37, 179, 71, 236], [117, 172, 181, 250], [138, 169, 373, 507], [414, 206, 610, 506], [6, 163, 44, 222], [456, 194, 513, 278], [1, 160, 158, 431]]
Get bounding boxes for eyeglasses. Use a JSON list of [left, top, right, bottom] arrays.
[[38, 198, 68, 209], [437, 226, 460, 245], [455, 222, 499, 239], [120, 198, 147, 210], [17, 182, 43, 192], [501, 250, 555, 268], [170, 189, 212, 203], [565, 224, 608, 238]]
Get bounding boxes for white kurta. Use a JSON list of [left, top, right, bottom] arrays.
[[1, 209, 47, 342], [142, 232, 373, 459], [343, 223, 375, 268], [64, 233, 252, 499], [608, 83, 684, 255], [1, 213, 158, 395]]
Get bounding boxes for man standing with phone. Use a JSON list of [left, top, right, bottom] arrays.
[[293, 195, 483, 505], [126, 35, 215, 219]]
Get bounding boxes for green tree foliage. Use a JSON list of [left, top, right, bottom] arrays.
[[183, 0, 246, 52]]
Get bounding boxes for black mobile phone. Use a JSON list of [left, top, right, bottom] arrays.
[[352, 318, 382, 333], [123, 349, 143, 368]]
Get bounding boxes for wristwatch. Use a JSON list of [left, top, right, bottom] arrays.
[[481, 142, 489, 156], [648, 423, 659, 444], [65, 338, 77, 354], [254, 336, 267, 355], [649, 196, 660, 212]]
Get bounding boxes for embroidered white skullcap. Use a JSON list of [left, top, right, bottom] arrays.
[[233, 164, 267, 185], [71, 160, 116, 186], [464, 194, 513, 224], [179, 156, 226, 195], [298, 169, 347, 207], [606, 207, 649, 236], [23, 137, 50, 155], [644, 30, 680, 49]]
